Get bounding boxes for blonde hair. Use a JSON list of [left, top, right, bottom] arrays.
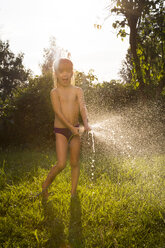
[[52, 57, 75, 88]]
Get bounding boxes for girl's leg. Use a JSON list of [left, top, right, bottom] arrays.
[[69, 135, 81, 196], [42, 133, 68, 199]]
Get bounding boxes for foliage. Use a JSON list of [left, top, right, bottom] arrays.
[[0, 73, 54, 147], [110, 0, 165, 96], [92, 80, 139, 111], [137, 3, 165, 95], [0, 39, 30, 102], [120, 48, 133, 85]]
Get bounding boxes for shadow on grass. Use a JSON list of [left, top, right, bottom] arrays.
[[42, 200, 66, 248], [42, 194, 84, 248], [68, 194, 84, 248]]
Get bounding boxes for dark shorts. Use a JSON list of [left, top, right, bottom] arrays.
[[54, 124, 79, 144]]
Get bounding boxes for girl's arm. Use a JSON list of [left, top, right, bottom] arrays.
[[77, 87, 91, 131], [50, 89, 78, 134]]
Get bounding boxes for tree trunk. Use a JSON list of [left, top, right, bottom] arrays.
[[129, 16, 146, 101]]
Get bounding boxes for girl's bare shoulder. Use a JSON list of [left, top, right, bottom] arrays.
[[50, 88, 58, 94], [50, 88, 59, 99], [73, 86, 83, 93]]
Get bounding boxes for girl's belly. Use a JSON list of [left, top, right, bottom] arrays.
[[54, 103, 79, 128]]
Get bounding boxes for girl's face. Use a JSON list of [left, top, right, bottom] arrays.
[[55, 60, 73, 87]]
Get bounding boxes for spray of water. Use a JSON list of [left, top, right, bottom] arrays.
[[89, 101, 164, 158], [88, 131, 96, 182], [81, 100, 164, 181]]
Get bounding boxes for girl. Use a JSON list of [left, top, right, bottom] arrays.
[[42, 57, 91, 200]]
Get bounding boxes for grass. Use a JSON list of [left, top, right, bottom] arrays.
[[0, 147, 165, 248]]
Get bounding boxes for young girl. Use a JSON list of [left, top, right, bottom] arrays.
[[42, 57, 91, 200]]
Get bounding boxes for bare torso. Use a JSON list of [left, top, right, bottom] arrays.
[[53, 86, 80, 128]]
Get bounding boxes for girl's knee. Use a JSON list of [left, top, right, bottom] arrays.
[[56, 161, 66, 171], [70, 160, 79, 168]]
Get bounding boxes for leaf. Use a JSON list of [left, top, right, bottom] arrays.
[[159, 211, 165, 223], [136, 82, 139, 87], [34, 229, 39, 243]]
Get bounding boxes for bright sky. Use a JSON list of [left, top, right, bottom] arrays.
[[0, 0, 129, 82]]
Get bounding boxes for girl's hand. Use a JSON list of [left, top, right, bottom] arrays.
[[84, 124, 91, 132], [71, 126, 80, 136]]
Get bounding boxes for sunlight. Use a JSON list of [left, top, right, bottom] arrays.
[[0, 0, 129, 80], [1, 1, 164, 246]]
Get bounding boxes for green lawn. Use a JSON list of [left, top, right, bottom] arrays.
[[0, 147, 164, 248]]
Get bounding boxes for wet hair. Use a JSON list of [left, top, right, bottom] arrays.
[[52, 57, 75, 88]]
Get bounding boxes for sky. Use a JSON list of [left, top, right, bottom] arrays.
[[0, 0, 129, 82]]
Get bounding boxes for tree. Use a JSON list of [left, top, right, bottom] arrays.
[[0, 73, 55, 147], [0, 39, 30, 101], [119, 48, 133, 84], [109, 0, 164, 95], [137, 2, 165, 97], [40, 36, 71, 75]]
